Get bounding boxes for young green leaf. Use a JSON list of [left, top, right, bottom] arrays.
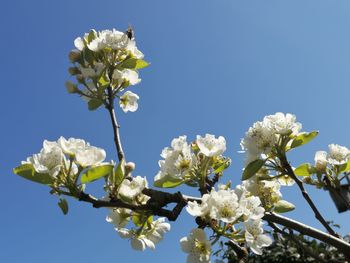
[[154, 176, 184, 188], [274, 200, 295, 213], [113, 159, 125, 186], [88, 99, 103, 111], [242, 159, 266, 180], [58, 198, 69, 215], [119, 58, 149, 70], [80, 164, 114, 184], [13, 164, 54, 185], [290, 131, 318, 149], [294, 163, 312, 176]]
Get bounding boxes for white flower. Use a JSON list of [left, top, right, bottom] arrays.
[[186, 194, 211, 217], [74, 37, 85, 51], [244, 219, 272, 255], [240, 121, 276, 157], [57, 137, 87, 156], [196, 134, 226, 157], [31, 140, 64, 177], [314, 151, 327, 171], [242, 178, 282, 209], [154, 136, 196, 185], [75, 145, 106, 167], [145, 217, 171, 245], [327, 144, 350, 166], [209, 190, 241, 223], [118, 217, 170, 251], [264, 112, 302, 135], [187, 189, 244, 224], [106, 208, 132, 229], [126, 40, 144, 59], [277, 174, 295, 186], [112, 69, 141, 86], [239, 195, 265, 221], [180, 228, 212, 263], [119, 91, 139, 113], [87, 29, 128, 52], [118, 176, 148, 201]]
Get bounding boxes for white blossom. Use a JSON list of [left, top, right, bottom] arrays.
[[30, 140, 64, 177], [244, 219, 272, 255], [75, 145, 106, 167], [196, 134, 226, 157], [209, 190, 241, 223], [118, 217, 170, 251], [57, 137, 87, 156], [112, 68, 141, 86], [239, 195, 265, 221], [118, 176, 148, 201], [278, 174, 295, 186], [106, 208, 132, 229], [87, 29, 128, 52], [263, 112, 302, 135], [314, 151, 327, 171], [119, 91, 139, 113], [240, 121, 276, 157], [180, 228, 212, 263], [187, 189, 243, 223], [186, 194, 211, 218], [154, 136, 196, 185], [327, 144, 350, 166], [74, 37, 85, 51]]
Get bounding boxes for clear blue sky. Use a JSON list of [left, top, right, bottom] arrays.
[[2, 0, 350, 262]]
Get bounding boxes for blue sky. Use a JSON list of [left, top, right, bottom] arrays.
[[2, 0, 350, 262]]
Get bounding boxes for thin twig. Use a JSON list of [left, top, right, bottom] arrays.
[[279, 154, 338, 237], [106, 86, 125, 162]]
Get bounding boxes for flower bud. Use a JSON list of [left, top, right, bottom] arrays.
[[125, 162, 136, 174], [65, 81, 79, 94], [68, 67, 80, 75], [314, 151, 327, 172], [69, 50, 81, 63]]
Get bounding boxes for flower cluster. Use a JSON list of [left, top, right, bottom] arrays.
[[66, 28, 147, 112], [315, 144, 350, 169], [106, 175, 171, 251], [240, 112, 302, 163], [183, 186, 271, 260], [154, 134, 228, 188], [22, 137, 106, 180]]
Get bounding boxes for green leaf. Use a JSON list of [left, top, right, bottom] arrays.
[[88, 99, 103, 111], [13, 164, 54, 185], [213, 158, 231, 174], [119, 58, 149, 70], [274, 200, 295, 213], [87, 29, 97, 43], [154, 176, 184, 188], [294, 163, 312, 176], [58, 198, 69, 215], [113, 159, 125, 186], [339, 159, 350, 173], [98, 71, 110, 88], [242, 159, 266, 180], [290, 131, 319, 149], [80, 164, 114, 184], [132, 214, 153, 227]]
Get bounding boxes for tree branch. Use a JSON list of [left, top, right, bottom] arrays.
[[106, 86, 125, 162], [263, 212, 350, 259], [225, 240, 248, 263], [268, 222, 328, 263], [279, 154, 338, 237]]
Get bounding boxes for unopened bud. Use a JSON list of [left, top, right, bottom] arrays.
[[125, 162, 136, 174], [65, 81, 79, 94], [69, 50, 81, 63], [68, 67, 80, 75]]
